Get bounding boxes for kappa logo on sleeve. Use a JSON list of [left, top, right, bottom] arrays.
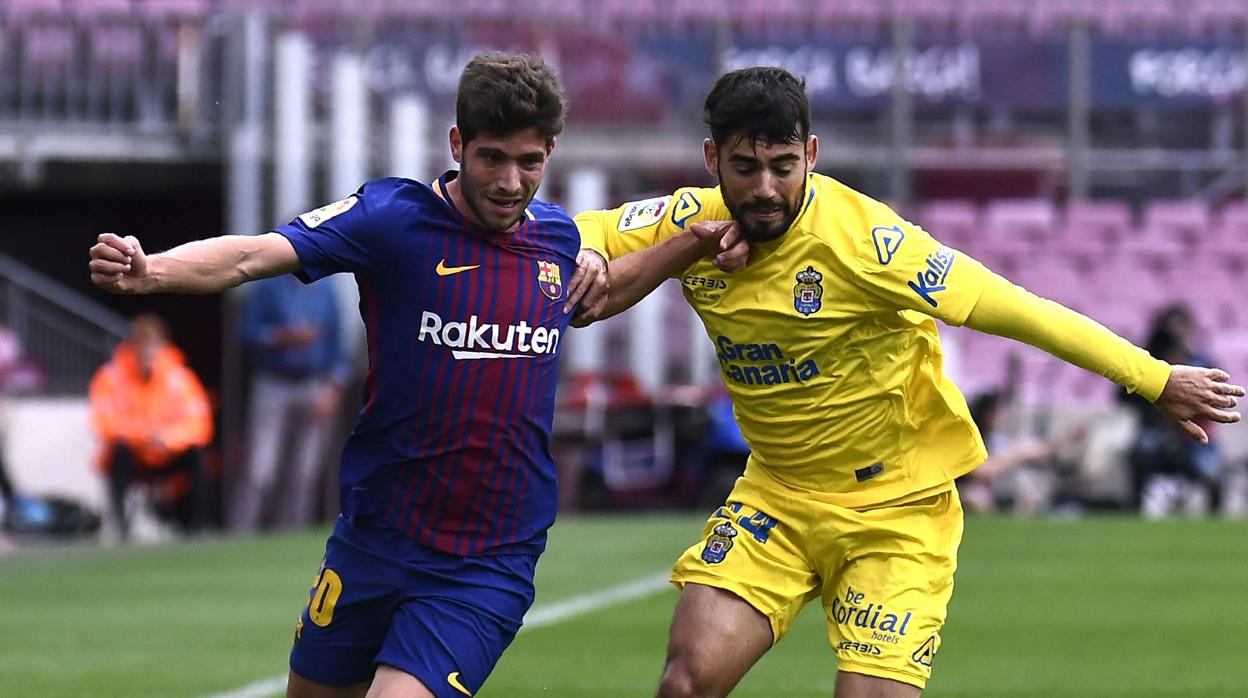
[[871, 225, 906, 265], [671, 191, 703, 229], [298, 196, 358, 228], [618, 196, 670, 232]]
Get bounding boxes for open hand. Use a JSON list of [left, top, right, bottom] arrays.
[[89, 233, 149, 294], [1154, 365, 1244, 444]]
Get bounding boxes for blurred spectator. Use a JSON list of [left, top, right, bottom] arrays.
[[960, 391, 1083, 516], [0, 325, 17, 514], [230, 275, 347, 531], [1123, 304, 1223, 518], [89, 314, 213, 540]]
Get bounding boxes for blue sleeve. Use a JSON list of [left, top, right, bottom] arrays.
[[274, 178, 400, 282]]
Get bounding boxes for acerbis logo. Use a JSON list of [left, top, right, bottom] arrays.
[[418, 311, 560, 360], [681, 274, 727, 290]]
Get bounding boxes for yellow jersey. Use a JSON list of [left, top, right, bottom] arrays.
[[575, 174, 995, 508]]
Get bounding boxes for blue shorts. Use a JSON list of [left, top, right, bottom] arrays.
[[289, 515, 539, 696]]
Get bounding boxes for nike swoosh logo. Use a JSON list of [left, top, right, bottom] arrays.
[[436, 260, 480, 276], [447, 671, 472, 696]]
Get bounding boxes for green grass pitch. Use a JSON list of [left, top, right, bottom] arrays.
[[2, 515, 1246, 697]]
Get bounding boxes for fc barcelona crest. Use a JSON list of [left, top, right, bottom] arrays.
[[537, 260, 563, 300], [701, 522, 738, 564], [793, 265, 824, 316]]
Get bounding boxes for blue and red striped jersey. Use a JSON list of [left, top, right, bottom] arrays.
[[275, 173, 580, 556]]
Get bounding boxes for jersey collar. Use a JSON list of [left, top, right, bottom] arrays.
[[433, 170, 537, 229]]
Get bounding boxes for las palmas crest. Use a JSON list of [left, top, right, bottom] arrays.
[[701, 522, 738, 564], [794, 265, 824, 316]]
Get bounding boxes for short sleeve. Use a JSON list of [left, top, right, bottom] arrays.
[[845, 200, 992, 326], [274, 178, 398, 282], [574, 187, 728, 263]]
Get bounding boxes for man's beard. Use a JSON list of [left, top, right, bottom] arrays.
[[459, 166, 529, 233], [721, 170, 805, 243]]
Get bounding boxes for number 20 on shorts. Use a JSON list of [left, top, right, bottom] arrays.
[[307, 566, 343, 627]]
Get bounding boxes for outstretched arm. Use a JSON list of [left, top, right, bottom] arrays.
[[89, 232, 300, 295], [964, 274, 1243, 444], [573, 222, 746, 326]]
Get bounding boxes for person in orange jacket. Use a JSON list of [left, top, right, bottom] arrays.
[[89, 314, 212, 539]]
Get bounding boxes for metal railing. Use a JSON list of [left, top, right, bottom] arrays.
[[0, 252, 127, 395]]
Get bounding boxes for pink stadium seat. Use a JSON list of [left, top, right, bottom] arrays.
[[1029, 0, 1098, 36], [88, 22, 142, 64], [1210, 330, 1248, 378], [1084, 300, 1152, 346], [1037, 232, 1107, 267], [1095, 0, 1178, 35], [5, 0, 65, 17], [960, 0, 1031, 35], [818, 0, 888, 30], [1142, 199, 1211, 244], [69, 0, 134, 17], [1086, 256, 1169, 305], [1212, 200, 1248, 243], [915, 200, 980, 247], [1187, 0, 1248, 33], [1008, 257, 1091, 309], [136, 0, 213, 17], [1064, 199, 1132, 245], [984, 199, 1057, 246], [21, 22, 75, 71], [961, 235, 1028, 276], [956, 332, 1014, 399], [1013, 343, 1068, 407], [893, 0, 957, 32]]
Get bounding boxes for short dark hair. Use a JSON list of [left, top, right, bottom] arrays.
[[456, 51, 566, 145], [703, 67, 810, 148]]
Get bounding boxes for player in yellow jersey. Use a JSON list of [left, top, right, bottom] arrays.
[[574, 67, 1244, 698]]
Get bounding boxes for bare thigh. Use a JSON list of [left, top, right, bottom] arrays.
[[286, 669, 369, 698], [835, 670, 921, 698], [365, 665, 437, 698], [286, 666, 436, 698], [656, 583, 774, 698]]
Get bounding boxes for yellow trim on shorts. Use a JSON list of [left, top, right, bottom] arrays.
[[836, 661, 928, 690]]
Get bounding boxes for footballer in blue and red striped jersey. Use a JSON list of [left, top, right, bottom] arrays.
[[279, 173, 576, 558], [279, 169, 584, 695], [81, 52, 612, 698]]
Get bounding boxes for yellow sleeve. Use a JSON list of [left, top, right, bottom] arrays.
[[574, 187, 728, 263], [843, 199, 991, 326], [965, 273, 1172, 402]]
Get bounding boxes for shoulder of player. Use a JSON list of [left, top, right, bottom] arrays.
[[783, 174, 903, 270], [667, 185, 727, 228], [526, 197, 581, 245], [527, 196, 575, 225], [347, 176, 451, 222], [797, 174, 899, 248]]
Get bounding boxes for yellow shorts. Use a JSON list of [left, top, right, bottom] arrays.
[[671, 474, 964, 689]]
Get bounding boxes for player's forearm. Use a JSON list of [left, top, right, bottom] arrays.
[[964, 274, 1171, 401], [594, 232, 705, 321], [144, 235, 297, 294]]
